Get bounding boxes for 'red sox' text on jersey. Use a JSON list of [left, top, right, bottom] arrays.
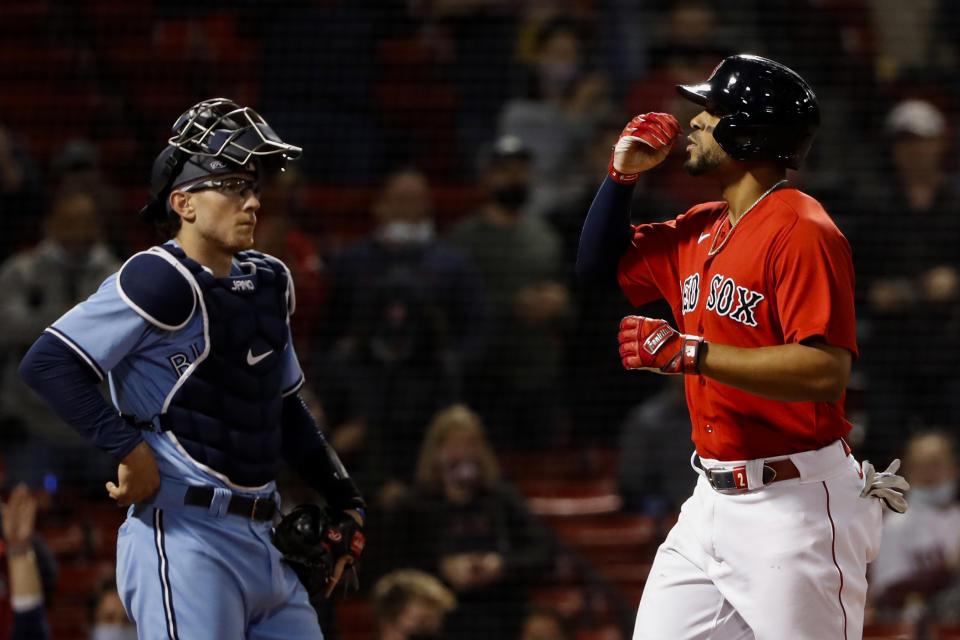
[[617, 187, 857, 461]]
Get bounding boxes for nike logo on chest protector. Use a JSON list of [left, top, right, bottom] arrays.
[[247, 348, 274, 366]]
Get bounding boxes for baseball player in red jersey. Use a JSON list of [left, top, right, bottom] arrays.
[[577, 55, 909, 639]]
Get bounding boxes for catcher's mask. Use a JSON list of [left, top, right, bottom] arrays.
[[141, 97, 302, 222]]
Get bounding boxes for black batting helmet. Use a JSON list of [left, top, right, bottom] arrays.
[[677, 54, 820, 169], [141, 98, 302, 222]]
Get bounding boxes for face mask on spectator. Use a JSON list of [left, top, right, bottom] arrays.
[[378, 220, 434, 246], [442, 459, 481, 491], [539, 60, 580, 94], [491, 183, 530, 212], [909, 481, 957, 508], [91, 624, 138, 640]]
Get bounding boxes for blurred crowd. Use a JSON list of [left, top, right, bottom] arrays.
[[1, 0, 960, 638]]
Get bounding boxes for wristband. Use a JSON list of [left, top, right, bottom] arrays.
[[607, 158, 641, 185], [682, 336, 704, 374]]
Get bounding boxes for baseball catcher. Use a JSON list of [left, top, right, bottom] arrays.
[[19, 98, 366, 639]]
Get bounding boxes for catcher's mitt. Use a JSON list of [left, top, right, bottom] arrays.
[[271, 504, 366, 598]]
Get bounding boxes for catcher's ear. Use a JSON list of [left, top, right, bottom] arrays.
[[169, 191, 195, 221]]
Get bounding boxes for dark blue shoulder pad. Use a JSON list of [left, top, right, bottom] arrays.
[[118, 249, 197, 330]]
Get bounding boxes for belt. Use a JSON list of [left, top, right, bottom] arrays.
[[696, 457, 801, 493], [183, 486, 278, 521]]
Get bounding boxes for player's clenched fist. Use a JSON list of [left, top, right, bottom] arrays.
[[608, 112, 682, 184], [618, 316, 704, 374]]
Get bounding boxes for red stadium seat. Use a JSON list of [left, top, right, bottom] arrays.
[[862, 621, 915, 640], [337, 597, 376, 640], [520, 477, 623, 517], [500, 447, 619, 484], [551, 514, 657, 565], [550, 513, 654, 546], [576, 624, 625, 640], [932, 624, 960, 639], [48, 601, 89, 640], [597, 562, 651, 607], [530, 585, 588, 620], [55, 559, 115, 599]]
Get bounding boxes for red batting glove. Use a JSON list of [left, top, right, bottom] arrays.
[[608, 113, 682, 184], [618, 316, 704, 374]]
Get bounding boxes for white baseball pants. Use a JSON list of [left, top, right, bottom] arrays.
[[633, 440, 883, 640]]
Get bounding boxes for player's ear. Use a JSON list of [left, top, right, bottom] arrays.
[[169, 190, 196, 222]]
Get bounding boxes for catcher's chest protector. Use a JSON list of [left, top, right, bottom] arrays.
[[159, 244, 290, 486]]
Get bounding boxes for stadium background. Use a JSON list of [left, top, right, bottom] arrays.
[[0, 1, 958, 638]]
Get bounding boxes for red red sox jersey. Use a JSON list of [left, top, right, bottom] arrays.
[[617, 188, 857, 461]]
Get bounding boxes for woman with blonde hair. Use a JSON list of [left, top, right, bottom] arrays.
[[381, 404, 554, 640], [414, 404, 500, 496]]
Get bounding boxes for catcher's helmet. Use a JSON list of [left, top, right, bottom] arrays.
[[677, 54, 820, 169], [141, 98, 302, 221]]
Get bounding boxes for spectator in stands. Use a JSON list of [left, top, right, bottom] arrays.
[[49, 140, 124, 257], [371, 569, 457, 640], [0, 189, 120, 492], [374, 405, 554, 640], [316, 167, 489, 495], [498, 16, 614, 216], [0, 124, 45, 262], [447, 139, 570, 450], [869, 430, 960, 621], [320, 166, 489, 377], [618, 377, 697, 516], [517, 605, 572, 640], [88, 578, 136, 640], [853, 99, 960, 460], [867, 0, 956, 84], [2, 484, 53, 640]]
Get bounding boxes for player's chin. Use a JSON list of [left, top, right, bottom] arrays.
[[683, 158, 700, 176], [684, 155, 716, 177], [230, 228, 256, 251]]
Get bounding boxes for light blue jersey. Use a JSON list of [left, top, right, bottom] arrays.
[[49, 244, 303, 491], [48, 242, 322, 640]]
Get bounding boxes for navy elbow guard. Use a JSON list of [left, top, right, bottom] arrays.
[[316, 444, 365, 513], [282, 393, 365, 513]]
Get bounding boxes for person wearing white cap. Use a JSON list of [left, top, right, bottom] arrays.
[[857, 96, 960, 459]]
